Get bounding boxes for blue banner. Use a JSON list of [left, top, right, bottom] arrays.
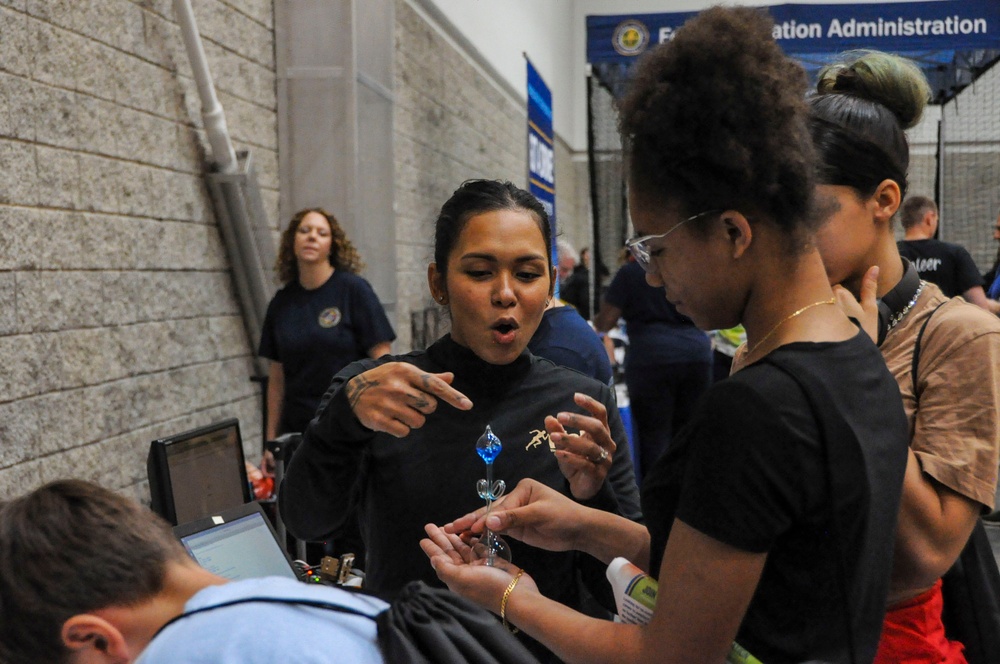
[[588, 0, 1000, 64], [526, 58, 556, 250]]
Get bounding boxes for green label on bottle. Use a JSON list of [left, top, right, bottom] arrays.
[[727, 641, 764, 664]]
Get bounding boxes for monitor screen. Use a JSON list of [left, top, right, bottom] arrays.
[[175, 503, 297, 581], [147, 418, 251, 526]]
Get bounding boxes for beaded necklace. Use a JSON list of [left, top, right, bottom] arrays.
[[884, 280, 926, 336]]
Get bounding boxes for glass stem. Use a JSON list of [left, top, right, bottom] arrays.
[[484, 461, 495, 566]]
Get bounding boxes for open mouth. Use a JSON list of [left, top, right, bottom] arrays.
[[491, 320, 519, 344]]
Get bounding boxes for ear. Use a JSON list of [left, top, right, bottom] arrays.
[[871, 179, 901, 224], [721, 210, 753, 259], [427, 263, 447, 305], [62, 614, 128, 661]]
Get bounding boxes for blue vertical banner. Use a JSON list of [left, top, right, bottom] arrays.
[[526, 57, 556, 268]]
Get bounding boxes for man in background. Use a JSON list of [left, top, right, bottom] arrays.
[[560, 240, 593, 320], [556, 238, 578, 288], [897, 195, 1000, 314]]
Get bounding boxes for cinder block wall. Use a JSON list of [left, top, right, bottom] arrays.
[[554, 136, 592, 256], [393, 0, 523, 351], [392, 0, 587, 349], [0, 1, 277, 502], [0, 0, 588, 501]]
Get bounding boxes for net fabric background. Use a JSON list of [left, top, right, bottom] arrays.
[[938, 58, 1000, 273], [588, 64, 629, 302], [589, 53, 1000, 277]]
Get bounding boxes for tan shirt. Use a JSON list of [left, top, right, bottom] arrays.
[[881, 282, 1000, 509]]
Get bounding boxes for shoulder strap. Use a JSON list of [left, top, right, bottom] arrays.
[[152, 581, 542, 664], [911, 302, 947, 396], [153, 594, 378, 640], [877, 258, 922, 345]]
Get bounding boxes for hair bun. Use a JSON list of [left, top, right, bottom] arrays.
[[816, 50, 931, 129]]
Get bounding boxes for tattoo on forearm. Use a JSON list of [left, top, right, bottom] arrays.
[[346, 376, 380, 408]]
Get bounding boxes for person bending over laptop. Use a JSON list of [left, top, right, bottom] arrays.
[[0, 479, 386, 664]]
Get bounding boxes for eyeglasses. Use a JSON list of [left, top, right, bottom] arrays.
[[625, 210, 722, 273]]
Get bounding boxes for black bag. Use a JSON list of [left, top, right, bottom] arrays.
[[939, 522, 1000, 664], [913, 304, 1000, 664], [376, 580, 541, 664]]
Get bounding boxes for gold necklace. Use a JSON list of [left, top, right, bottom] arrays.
[[745, 297, 837, 361]]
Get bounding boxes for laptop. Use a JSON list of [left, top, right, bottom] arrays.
[[173, 502, 299, 582]]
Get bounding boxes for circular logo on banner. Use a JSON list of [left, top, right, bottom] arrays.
[[318, 307, 342, 328], [612, 20, 649, 57]]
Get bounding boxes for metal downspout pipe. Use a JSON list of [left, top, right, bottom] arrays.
[[172, 0, 276, 374], [173, 0, 238, 174]]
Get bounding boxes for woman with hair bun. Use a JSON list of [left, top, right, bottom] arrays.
[[810, 51, 1000, 663], [421, 8, 909, 663], [281, 180, 641, 662]]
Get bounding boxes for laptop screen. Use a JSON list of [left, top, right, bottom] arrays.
[[176, 504, 298, 581]]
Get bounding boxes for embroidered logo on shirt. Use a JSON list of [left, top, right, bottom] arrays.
[[525, 429, 551, 452], [318, 307, 342, 328]]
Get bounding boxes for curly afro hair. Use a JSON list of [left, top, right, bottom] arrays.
[[619, 6, 816, 239]]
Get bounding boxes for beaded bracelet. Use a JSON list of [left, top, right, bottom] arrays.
[[500, 568, 525, 634]]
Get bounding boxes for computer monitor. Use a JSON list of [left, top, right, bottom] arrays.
[[147, 418, 252, 526], [173, 502, 298, 581]]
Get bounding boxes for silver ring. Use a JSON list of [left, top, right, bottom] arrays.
[[594, 448, 609, 464]]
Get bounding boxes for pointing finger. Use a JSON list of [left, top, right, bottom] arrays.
[[418, 371, 473, 411]]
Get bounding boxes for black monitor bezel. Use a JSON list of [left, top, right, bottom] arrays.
[[147, 417, 252, 526]]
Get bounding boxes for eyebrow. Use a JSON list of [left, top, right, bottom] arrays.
[[459, 252, 547, 263]]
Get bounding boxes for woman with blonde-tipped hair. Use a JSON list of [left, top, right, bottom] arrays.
[[809, 50, 1000, 663]]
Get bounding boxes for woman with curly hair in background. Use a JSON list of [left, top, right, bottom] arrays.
[[260, 208, 396, 460], [420, 7, 910, 663]]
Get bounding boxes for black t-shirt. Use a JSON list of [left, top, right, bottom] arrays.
[[642, 332, 908, 664], [259, 271, 396, 434], [897, 238, 983, 298]]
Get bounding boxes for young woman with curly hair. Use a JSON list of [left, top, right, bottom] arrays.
[[260, 208, 395, 449], [421, 7, 910, 663], [809, 51, 1000, 664]]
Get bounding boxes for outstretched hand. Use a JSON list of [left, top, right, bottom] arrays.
[[546, 393, 616, 500], [444, 478, 588, 554], [344, 363, 472, 437], [833, 265, 880, 342], [421, 523, 538, 613]]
